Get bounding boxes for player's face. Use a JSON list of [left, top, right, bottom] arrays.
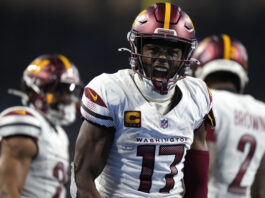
[[48, 88, 77, 114], [141, 41, 183, 80], [52, 83, 81, 105], [54, 91, 73, 105]]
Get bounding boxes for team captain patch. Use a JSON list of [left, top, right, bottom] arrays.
[[124, 111, 141, 128]]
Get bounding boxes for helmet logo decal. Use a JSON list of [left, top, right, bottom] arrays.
[[186, 15, 195, 33], [222, 34, 232, 60], [26, 58, 50, 75], [58, 55, 72, 70], [132, 9, 147, 27], [163, 2, 171, 29]]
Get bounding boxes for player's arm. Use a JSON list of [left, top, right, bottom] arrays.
[[71, 120, 115, 198], [0, 136, 37, 198], [207, 140, 216, 176], [206, 125, 216, 176], [183, 120, 210, 198], [191, 120, 208, 150], [251, 152, 265, 198]]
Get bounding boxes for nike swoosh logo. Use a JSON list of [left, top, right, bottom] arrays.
[[88, 89, 98, 101]]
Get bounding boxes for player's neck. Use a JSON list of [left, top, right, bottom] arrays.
[[133, 73, 176, 103]]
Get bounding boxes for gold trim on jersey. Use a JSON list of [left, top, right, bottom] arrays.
[[12, 110, 27, 115], [208, 114, 214, 127]]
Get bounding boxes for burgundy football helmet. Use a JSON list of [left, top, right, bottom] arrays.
[[127, 2, 197, 94], [192, 34, 248, 92], [21, 54, 83, 125]]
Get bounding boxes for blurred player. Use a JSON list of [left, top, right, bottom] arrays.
[[71, 3, 215, 198], [0, 54, 83, 198], [192, 34, 265, 198]]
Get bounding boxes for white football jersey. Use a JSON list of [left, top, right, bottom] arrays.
[[0, 106, 69, 198], [208, 90, 265, 198], [80, 69, 213, 198]]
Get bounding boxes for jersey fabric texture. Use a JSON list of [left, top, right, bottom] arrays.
[[81, 69, 213, 198], [0, 106, 69, 198], [208, 90, 265, 198]]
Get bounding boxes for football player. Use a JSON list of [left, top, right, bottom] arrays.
[[192, 34, 265, 198], [71, 3, 215, 198], [0, 54, 83, 198]]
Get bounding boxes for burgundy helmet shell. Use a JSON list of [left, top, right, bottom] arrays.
[[128, 2, 197, 94], [192, 34, 248, 92], [22, 54, 82, 114]]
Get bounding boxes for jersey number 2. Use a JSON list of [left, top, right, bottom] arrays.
[[137, 144, 184, 193], [228, 134, 256, 194]]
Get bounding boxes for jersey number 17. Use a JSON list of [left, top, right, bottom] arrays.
[[137, 144, 185, 193]]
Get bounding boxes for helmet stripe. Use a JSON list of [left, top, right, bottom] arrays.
[[163, 2, 171, 29], [38, 59, 50, 72], [222, 34, 231, 60], [59, 55, 72, 69], [132, 10, 147, 27], [27, 58, 50, 75]]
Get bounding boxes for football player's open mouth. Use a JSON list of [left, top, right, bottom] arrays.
[[153, 66, 169, 78]]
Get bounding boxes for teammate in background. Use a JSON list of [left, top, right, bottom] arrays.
[[0, 54, 83, 198], [71, 3, 215, 198], [192, 34, 265, 198]]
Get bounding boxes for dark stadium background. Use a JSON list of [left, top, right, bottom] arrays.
[[1, 0, 265, 184]]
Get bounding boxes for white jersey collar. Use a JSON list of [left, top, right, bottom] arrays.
[[133, 73, 176, 102]]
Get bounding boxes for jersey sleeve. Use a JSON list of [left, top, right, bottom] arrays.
[[199, 86, 216, 130], [0, 107, 41, 138], [189, 78, 216, 129], [204, 87, 216, 127], [80, 74, 115, 128]]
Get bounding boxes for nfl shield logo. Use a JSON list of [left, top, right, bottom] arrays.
[[160, 119, 168, 129]]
